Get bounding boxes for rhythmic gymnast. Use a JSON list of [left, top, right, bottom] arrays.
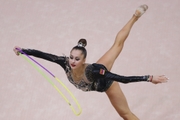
[[13, 4, 168, 120]]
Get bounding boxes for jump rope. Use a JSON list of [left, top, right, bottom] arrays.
[[16, 48, 82, 116]]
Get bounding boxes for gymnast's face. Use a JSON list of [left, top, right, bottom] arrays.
[[69, 49, 86, 70]]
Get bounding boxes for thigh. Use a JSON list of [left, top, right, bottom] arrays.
[[96, 43, 124, 71], [106, 82, 131, 116], [106, 82, 139, 119]]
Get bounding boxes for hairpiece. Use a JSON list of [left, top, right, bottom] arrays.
[[77, 42, 85, 47]]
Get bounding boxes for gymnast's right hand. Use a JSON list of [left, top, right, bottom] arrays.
[[13, 46, 21, 56]]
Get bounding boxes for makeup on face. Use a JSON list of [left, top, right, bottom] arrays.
[[69, 50, 85, 69], [70, 55, 80, 67], [70, 56, 80, 61]]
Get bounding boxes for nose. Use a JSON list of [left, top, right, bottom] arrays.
[[72, 59, 75, 63]]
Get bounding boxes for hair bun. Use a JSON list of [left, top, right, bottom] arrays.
[[77, 38, 87, 47]]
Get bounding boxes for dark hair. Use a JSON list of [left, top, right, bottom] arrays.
[[71, 39, 87, 58]]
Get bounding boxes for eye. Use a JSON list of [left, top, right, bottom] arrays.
[[75, 58, 80, 61], [70, 56, 73, 59]]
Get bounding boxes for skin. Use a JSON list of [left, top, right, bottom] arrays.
[[69, 49, 85, 70], [13, 5, 168, 120], [69, 49, 86, 81]]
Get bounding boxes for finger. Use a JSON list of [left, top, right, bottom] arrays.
[[160, 75, 165, 77], [160, 75, 169, 80], [162, 79, 168, 83], [164, 77, 169, 81]]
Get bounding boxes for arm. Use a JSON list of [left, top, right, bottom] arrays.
[[104, 71, 152, 83], [102, 71, 167, 84], [13, 46, 67, 71], [91, 63, 168, 84], [95, 69, 151, 83]]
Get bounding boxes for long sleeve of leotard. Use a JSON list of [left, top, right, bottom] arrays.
[[103, 71, 149, 83], [86, 63, 150, 84], [21, 49, 67, 71]]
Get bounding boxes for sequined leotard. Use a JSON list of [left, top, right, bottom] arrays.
[[21, 49, 150, 92]]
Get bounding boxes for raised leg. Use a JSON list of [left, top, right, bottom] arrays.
[[97, 15, 138, 70], [97, 4, 148, 71]]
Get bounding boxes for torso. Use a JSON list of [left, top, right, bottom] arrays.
[[64, 57, 113, 92], [65, 62, 94, 91], [70, 64, 89, 83]]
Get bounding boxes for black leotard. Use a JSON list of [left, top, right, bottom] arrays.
[[21, 49, 150, 92]]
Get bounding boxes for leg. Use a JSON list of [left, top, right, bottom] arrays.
[[97, 5, 148, 119], [97, 15, 138, 70], [106, 82, 139, 120], [97, 5, 148, 71]]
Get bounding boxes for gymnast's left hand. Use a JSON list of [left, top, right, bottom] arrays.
[[151, 75, 169, 84]]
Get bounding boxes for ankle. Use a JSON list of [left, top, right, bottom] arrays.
[[134, 10, 141, 17], [132, 14, 139, 21]]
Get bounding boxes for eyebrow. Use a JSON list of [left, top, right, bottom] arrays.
[[70, 54, 80, 58]]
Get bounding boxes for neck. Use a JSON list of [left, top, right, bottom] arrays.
[[72, 64, 85, 76]]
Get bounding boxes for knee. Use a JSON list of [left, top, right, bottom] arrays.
[[113, 40, 124, 48], [116, 29, 129, 43]]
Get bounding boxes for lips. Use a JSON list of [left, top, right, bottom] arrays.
[[71, 64, 76, 67]]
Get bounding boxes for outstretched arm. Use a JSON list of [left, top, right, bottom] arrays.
[[90, 63, 168, 84], [104, 72, 168, 84], [13, 46, 67, 70]]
